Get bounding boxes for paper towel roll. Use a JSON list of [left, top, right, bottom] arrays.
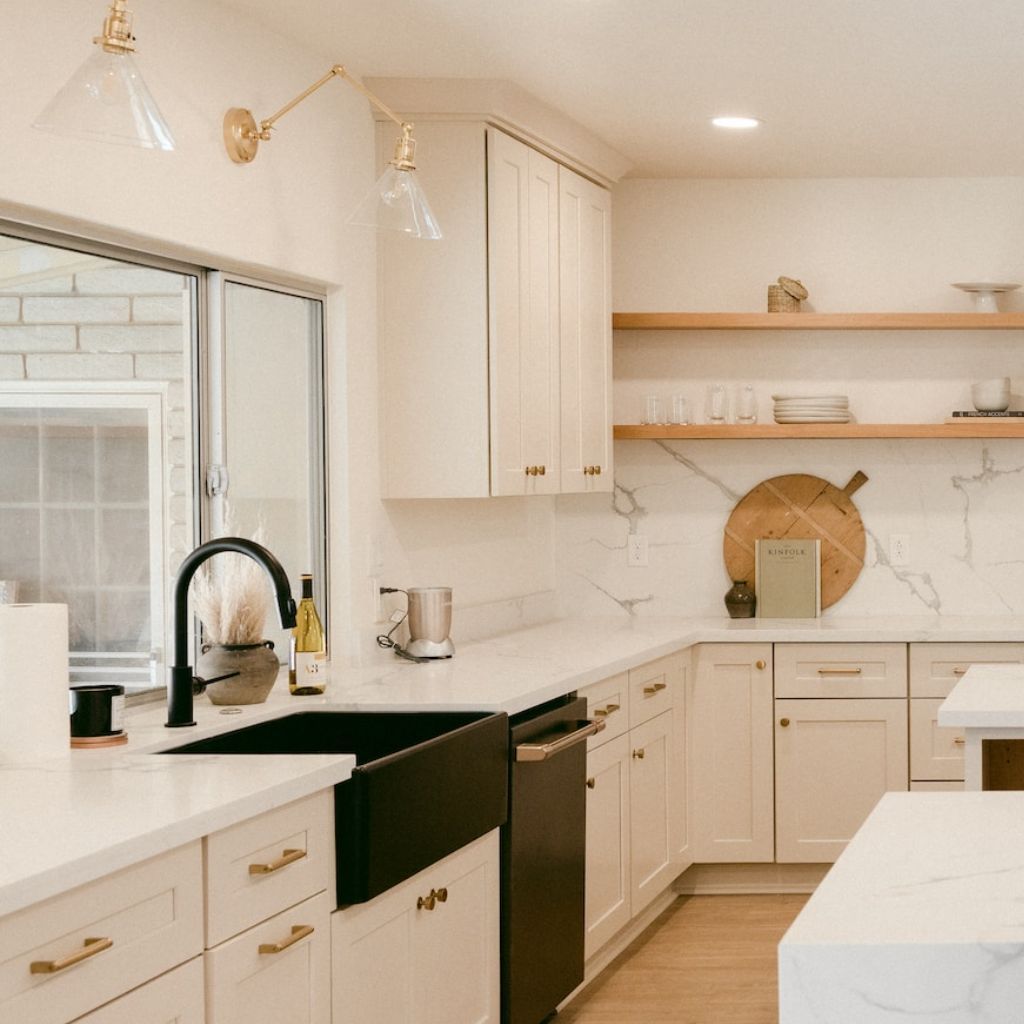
[[0, 604, 69, 761]]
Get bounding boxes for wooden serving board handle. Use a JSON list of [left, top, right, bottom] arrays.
[[842, 470, 869, 497]]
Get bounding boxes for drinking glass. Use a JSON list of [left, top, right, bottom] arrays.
[[670, 394, 690, 425], [735, 383, 758, 424], [642, 394, 664, 425], [705, 384, 727, 424]]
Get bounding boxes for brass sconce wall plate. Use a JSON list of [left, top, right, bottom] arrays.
[[223, 108, 260, 164]]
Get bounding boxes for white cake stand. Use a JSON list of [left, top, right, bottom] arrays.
[[951, 282, 1021, 312]]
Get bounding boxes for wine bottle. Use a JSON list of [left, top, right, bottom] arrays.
[[289, 573, 326, 695]]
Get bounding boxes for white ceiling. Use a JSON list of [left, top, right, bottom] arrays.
[[218, 0, 1024, 179]]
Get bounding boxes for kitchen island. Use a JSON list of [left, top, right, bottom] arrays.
[[778, 790, 1024, 1023]]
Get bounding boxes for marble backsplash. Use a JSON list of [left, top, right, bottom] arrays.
[[556, 439, 1024, 619]]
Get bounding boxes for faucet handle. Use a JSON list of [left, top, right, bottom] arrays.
[[191, 670, 241, 695]]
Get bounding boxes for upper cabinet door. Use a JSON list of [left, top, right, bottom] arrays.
[[559, 167, 613, 493], [487, 129, 560, 496]]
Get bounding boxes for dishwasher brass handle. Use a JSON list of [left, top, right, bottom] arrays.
[[515, 719, 606, 762], [643, 682, 668, 697], [258, 924, 314, 955], [817, 668, 863, 676], [31, 937, 113, 974], [594, 703, 620, 717], [249, 848, 306, 875]]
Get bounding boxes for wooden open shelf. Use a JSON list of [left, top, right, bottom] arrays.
[[614, 423, 1024, 440], [612, 312, 1024, 331]]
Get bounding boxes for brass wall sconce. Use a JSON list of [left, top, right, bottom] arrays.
[[224, 66, 442, 240], [34, 0, 175, 151]]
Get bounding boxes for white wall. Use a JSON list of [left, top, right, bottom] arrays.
[[0, 1, 557, 665], [558, 177, 1024, 619]]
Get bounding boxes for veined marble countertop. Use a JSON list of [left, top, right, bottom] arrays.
[[939, 663, 1024, 728], [7, 612, 1024, 921], [779, 791, 1024, 1023]]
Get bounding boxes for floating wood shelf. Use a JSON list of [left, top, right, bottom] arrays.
[[612, 312, 1024, 331], [614, 423, 1024, 440]]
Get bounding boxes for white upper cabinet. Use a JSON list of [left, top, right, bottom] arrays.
[[378, 121, 612, 499]]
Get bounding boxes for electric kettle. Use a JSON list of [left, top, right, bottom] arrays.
[[405, 587, 455, 659]]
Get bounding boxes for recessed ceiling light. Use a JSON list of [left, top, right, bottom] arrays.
[[711, 116, 762, 129]]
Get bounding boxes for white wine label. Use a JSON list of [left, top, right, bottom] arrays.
[[111, 695, 125, 732], [294, 651, 325, 678]]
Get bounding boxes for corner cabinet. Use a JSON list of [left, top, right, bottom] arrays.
[[379, 122, 612, 498]]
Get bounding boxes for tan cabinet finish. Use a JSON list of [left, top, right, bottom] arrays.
[[582, 670, 629, 748], [0, 842, 203, 1024], [205, 891, 331, 1024], [628, 654, 678, 726], [331, 830, 500, 1024], [910, 697, 965, 781], [774, 643, 907, 699], [75, 958, 204, 1024], [908, 642, 1024, 698], [690, 644, 774, 863], [774, 698, 908, 862]]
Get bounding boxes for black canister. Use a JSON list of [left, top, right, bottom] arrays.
[[70, 684, 127, 748]]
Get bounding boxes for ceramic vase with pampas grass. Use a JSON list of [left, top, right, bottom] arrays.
[[191, 547, 280, 705]]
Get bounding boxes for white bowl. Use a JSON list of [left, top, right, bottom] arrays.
[[971, 378, 1011, 412]]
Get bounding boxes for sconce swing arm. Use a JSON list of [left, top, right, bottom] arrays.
[[224, 64, 417, 170]]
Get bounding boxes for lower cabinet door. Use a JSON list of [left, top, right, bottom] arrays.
[[332, 831, 500, 1024], [76, 958, 205, 1024], [585, 734, 631, 959], [910, 697, 965, 781], [774, 699, 908, 863], [629, 710, 677, 915], [205, 891, 330, 1024]]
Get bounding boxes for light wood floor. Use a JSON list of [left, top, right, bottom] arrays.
[[558, 894, 809, 1024]]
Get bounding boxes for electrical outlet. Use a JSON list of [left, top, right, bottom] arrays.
[[890, 534, 910, 566], [627, 534, 649, 567]]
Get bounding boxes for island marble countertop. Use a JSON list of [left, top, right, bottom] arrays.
[[939, 662, 1024, 728], [8, 613, 1024, 920], [779, 791, 1024, 1023]]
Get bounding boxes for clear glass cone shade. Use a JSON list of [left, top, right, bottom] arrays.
[[34, 48, 175, 151], [348, 166, 443, 240]]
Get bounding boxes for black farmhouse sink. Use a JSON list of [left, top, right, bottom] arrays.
[[162, 710, 509, 903]]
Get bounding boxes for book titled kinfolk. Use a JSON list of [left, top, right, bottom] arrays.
[[755, 538, 821, 618]]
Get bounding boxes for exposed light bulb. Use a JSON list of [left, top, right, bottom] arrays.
[[711, 116, 762, 130]]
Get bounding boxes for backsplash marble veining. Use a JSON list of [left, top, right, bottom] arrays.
[[556, 439, 1024, 619]]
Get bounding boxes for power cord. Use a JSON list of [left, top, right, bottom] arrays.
[[375, 588, 429, 663]]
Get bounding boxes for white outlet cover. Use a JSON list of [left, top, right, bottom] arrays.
[[627, 534, 649, 567]]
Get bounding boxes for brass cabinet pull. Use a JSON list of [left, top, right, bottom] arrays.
[[779, 718, 791, 728], [417, 887, 448, 911], [594, 465, 602, 475], [31, 937, 113, 974], [755, 659, 766, 670], [584, 465, 603, 476], [953, 737, 966, 746], [586, 777, 596, 789], [953, 668, 968, 676], [594, 703, 620, 717], [632, 748, 645, 760], [434, 887, 448, 903], [817, 668, 863, 676], [258, 924, 314, 955], [643, 682, 668, 697], [249, 848, 306, 875]]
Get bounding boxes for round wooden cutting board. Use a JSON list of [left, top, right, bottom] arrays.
[[723, 471, 869, 610]]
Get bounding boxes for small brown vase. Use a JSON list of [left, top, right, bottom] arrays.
[[724, 580, 756, 619], [196, 640, 279, 705]]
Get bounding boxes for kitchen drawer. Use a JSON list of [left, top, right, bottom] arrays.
[[628, 653, 682, 727], [910, 780, 964, 792], [910, 697, 965, 781], [75, 957, 204, 1024], [774, 643, 907, 698], [0, 842, 203, 1024], [580, 671, 629, 747], [205, 890, 331, 1024], [909, 642, 1024, 698], [205, 790, 333, 947]]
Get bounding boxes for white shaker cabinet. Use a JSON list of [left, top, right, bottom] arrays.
[[75, 958, 205, 1024], [331, 830, 500, 1024], [689, 644, 774, 863], [378, 121, 612, 498]]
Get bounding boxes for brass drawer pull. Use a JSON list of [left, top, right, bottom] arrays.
[[434, 887, 448, 903], [586, 777, 596, 789], [632, 748, 645, 760], [417, 887, 448, 911], [594, 703, 620, 717], [817, 668, 863, 676], [31, 937, 113, 974], [643, 682, 668, 697], [953, 668, 968, 676], [594, 465, 602, 475], [953, 737, 966, 746], [258, 924, 314, 955], [538, 465, 546, 476], [249, 848, 306, 875]]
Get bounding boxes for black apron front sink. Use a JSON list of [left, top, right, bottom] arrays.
[[162, 709, 509, 904]]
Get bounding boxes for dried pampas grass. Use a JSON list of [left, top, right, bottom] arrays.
[[190, 528, 272, 645]]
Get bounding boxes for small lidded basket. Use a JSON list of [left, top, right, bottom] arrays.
[[767, 276, 808, 312]]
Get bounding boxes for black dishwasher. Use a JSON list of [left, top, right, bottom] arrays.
[[503, 695, 603, 1024]]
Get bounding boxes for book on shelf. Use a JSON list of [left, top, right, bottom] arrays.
[[755, 538, 820, 618], [948, 410, 1024, 418]]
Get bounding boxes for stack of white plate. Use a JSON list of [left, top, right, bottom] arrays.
[[772, 394, 851, 423]]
